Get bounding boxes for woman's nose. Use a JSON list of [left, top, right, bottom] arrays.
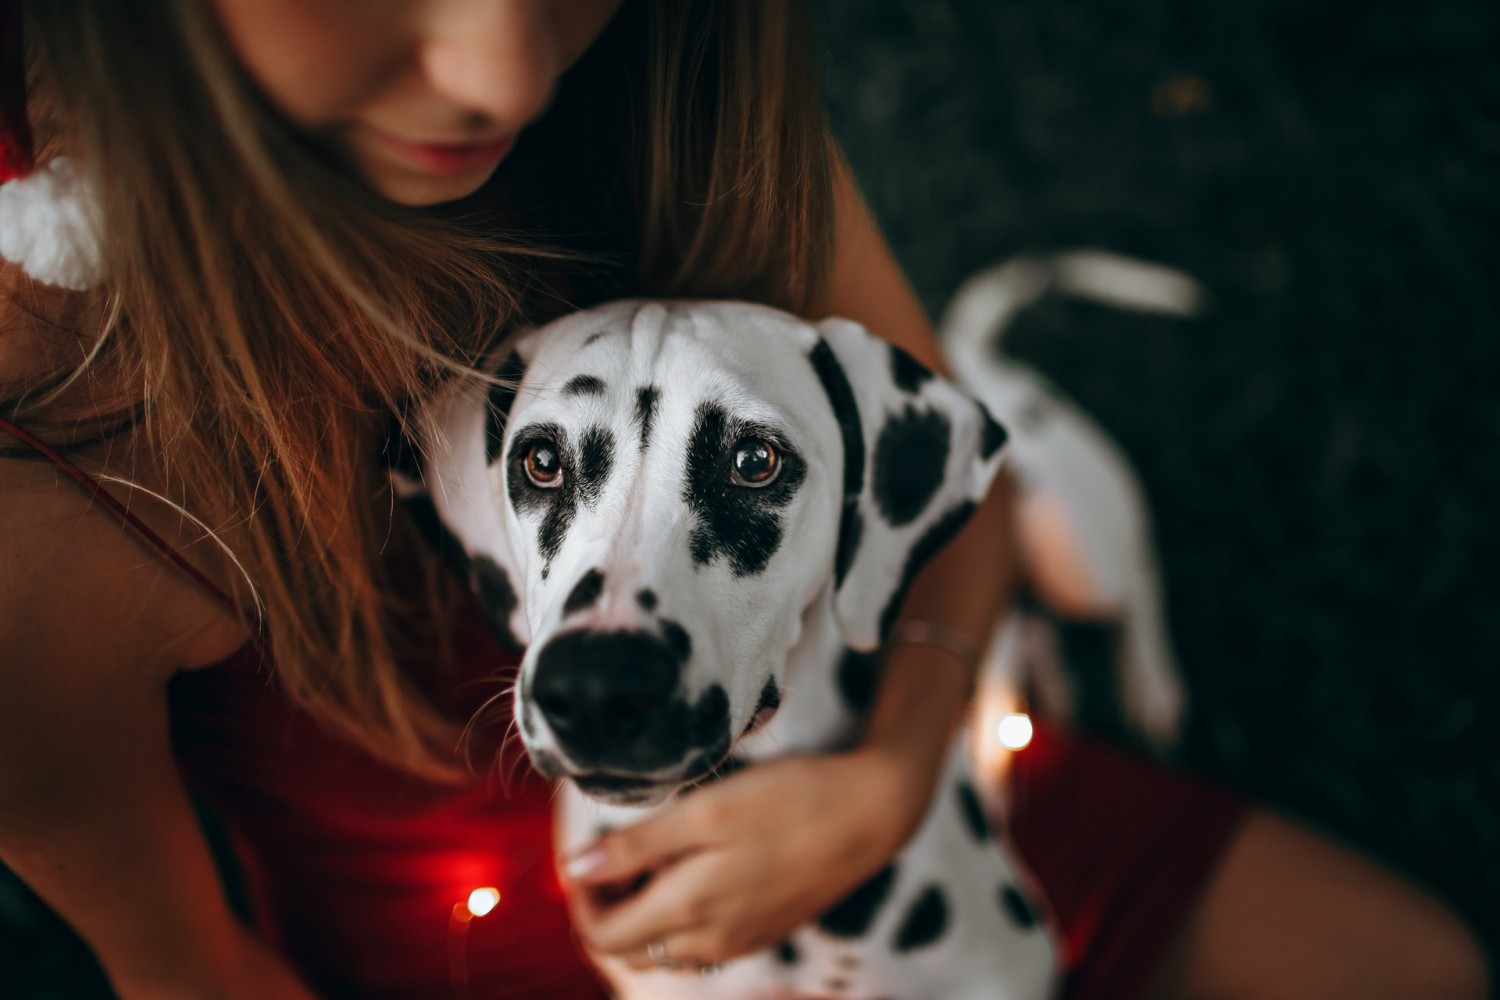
[[417, 1, 561, 132]]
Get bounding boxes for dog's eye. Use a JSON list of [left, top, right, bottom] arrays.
[[729, 438, 780, 488], [523, 441, 564, 488]]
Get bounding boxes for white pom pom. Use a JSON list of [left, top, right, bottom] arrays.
[[0, 157, 104, 291]]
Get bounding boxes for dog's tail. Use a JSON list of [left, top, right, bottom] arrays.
[[938, 250, 1207, 373]]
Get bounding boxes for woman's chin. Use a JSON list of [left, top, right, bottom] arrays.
[[360, 166, 499, 208]]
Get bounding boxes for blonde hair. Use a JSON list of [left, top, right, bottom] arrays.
[[9, 0, 833, 774]]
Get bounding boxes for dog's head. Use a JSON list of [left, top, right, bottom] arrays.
[[399, 301, 1007, 805]]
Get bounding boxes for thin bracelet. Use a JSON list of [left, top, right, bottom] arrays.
[[884, 619, 982, 671]]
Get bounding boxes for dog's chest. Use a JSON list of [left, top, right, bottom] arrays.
[[556, 604, 1058, 1000]]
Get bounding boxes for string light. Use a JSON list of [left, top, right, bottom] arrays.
[[450, 886, 500, 995], [467, 887, 501, 917], [996, 712, 1034, 751]]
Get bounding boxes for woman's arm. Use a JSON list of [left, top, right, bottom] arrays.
[[0, 455, 317, 999], [819, 147, 1018, 803], [561, 153, 1019, 967]]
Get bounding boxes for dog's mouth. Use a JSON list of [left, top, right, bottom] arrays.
[[571, 772, 678, 806], [741, 703, 779, 736], [573, 773, 662, 796], [569, 744, 740, 805]]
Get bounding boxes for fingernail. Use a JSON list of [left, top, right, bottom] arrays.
[[564, 847, 606, 881]]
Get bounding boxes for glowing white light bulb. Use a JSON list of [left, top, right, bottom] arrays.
[[467, 887, 501, 917], [996, 713, 1034, 751]]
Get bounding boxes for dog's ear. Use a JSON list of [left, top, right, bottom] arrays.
[[810, 318, 1009, 651], [388, 348, 532, 654]]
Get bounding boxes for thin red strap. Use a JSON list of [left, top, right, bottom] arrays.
[[0, 413, 252, 625]]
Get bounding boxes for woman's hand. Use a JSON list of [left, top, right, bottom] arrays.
[[560, 742, 939, 970]]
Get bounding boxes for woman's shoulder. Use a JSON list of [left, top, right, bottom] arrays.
[[1, 270, 249, 679], [0, 441, 251, 683]]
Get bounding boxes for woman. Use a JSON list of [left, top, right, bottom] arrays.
[[0, 1, 1487, 998]]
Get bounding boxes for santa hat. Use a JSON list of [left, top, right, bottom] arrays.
[[0, 0, 104, 290]]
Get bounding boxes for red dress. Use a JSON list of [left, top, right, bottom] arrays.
[[168, 612, 610, 1000], [3, 413, 1246, 1000]]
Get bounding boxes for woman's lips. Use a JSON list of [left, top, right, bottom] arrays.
[[365, 127, 517, 178]]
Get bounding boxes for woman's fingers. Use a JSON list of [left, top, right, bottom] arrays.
[[614, 930, 735, 975], [570, 848, 740, 958], [561, 786, 728, 886], [563, 752, 926, 969]]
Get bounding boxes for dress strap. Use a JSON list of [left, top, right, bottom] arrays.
[[0, 412, 252, 625]]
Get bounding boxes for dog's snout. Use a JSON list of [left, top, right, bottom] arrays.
[[532, 631, 683, 765]]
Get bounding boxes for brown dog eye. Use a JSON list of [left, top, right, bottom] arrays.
[[524, 441, 563, 488], [729, 438, 780, 487]]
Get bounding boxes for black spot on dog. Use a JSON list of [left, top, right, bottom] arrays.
[[636, 588, 658, 611], [578, 426, 614, 505], [825, 979, 851, 992], [980, 405, 1009, 459], [837, 649, 881, 715], [685, 403, 807, 577], [635, 386, 661, 452], [485, 350, 527, 465], [894, 885, 949, 952], [878, 502, 978, 640], [583, 329, 612, 348], [1000, 884, 1041, 931], [817, 863, 897, 938], [808, 342, 866, 591], [690, 683, 729, 747], [676, 686, 734, 783], [563, 569, 605, 616], [889, 344, 934, 394], [956, 781, 990, 842], [775, 940, 799, 965], [836, 956, 860, 969], [507, 422, 577, 572], [470, 555, 523, 653], [660, 619, 692, 663], [563, 374, 605, 396], [872, 406, 951, 527]]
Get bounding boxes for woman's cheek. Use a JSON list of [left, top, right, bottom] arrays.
[[212, 0, 412, 129]]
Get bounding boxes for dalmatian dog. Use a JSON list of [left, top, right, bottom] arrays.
[[940, 250, 1203, 751], [398, 300, 1058, 1000]]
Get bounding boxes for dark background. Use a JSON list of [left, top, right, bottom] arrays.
[[5, 0, 1498, 993], [822, 0, 1499, 972]]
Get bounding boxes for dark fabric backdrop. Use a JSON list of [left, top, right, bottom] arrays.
[[822, 0, 1498, 965]]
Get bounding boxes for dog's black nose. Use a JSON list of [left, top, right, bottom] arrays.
[[532, 631, 684, 767]]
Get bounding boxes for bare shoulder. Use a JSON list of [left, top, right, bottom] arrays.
[[0, 269, 249, 682], [0, 435, 250, 688]]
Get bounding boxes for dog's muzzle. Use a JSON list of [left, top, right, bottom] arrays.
[[530, 630, 698, 775]]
